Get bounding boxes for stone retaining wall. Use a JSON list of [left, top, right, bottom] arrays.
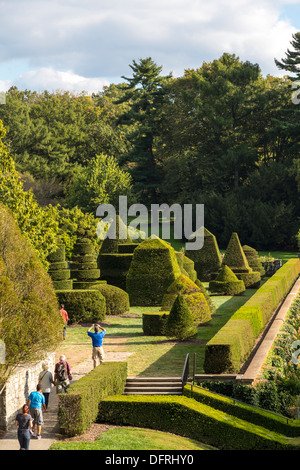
[[0, 352, 55, 430]]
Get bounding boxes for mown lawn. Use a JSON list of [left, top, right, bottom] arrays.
[[50, 426, 216, 451], [62, 285, 256, 377]]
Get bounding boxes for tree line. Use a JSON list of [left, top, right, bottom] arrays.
[[0, 33, 299, 250]]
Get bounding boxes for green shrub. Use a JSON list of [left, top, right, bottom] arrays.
[[0, 203, 63, 389], [161, 274, 211, 323], [55, 289, 106, 323], [98, 395, 299, 450], [185, 227, 222, 281], [209, 265, 245, 295], [53, 279, 73, 290], [243, 245, 265, 276], [204, 259, 300, 374], [98, 253, 133, 290], [89, 283, 130, 315], [48, 243, 73, 290], [236, 271, 261, 289], [126, 237, 181, 306], [100, 215, 132, 254], [165, 294, 197, 341], [70, 234, 100, 282], [142, 311, 169, 335], [72, 280, 107, 290], [185, 383, 298, 434], [58, 362, 127, 436]]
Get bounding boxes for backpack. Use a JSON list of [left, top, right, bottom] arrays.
[[57, 361, 68, 382]]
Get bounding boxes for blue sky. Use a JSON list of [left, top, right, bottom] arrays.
[[0, 0, 299, 94]]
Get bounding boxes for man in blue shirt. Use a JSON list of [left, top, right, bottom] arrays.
[[27, 384, 47, 439], [87, 323, 106, 368]]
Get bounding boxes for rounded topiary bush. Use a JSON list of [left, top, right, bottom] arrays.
[[55, 289, 106, 323], [88, 283, 130, 315]]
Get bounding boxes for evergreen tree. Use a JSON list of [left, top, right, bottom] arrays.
[[274, 32, 300, 171], [116, 58, 172, 205]]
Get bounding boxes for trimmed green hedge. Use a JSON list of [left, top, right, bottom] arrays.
[[142, 311, 169, 335], [58, 362, 127, 436], [98, 253, 133, 290], [204, 259, 300, 374], [183, 384, 300, 437], [98, 395, 299, 450], [185, 227, 222, 282], [89, 283, 130, 315], [55, 289, 106, 323], [126, 238, 182, 306]]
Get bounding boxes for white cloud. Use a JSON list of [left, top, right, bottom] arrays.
[[0, 68, 109, 94], [0, 0, 298, 92]]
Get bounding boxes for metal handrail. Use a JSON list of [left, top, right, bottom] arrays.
[[181, 353, 190, 388]]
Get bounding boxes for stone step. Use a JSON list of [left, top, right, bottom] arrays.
[[124, 377, 183, 395]]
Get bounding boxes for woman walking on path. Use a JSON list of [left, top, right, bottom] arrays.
[[38, 362, 55, 410], [14, 404, 33, 450]]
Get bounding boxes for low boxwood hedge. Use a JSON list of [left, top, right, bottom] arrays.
[[183, 384, 300, 437], [142, 311, 170, 335], [58, 362, 127, 436], [204, 259, 300, 374], [55, 289, 106, 323], [98, 395, 299, 450]]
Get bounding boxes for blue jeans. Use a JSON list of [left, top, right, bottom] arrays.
[[18, 429, 31, 450]]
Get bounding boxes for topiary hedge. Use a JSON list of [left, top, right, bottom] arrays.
[[70, 235, 100, 283], [142, 311, 169, 335], [183, 384, 300, 437], [209, 265, 245, 295], [98, 253, 133, 290], [165, 294, 198, 341], [55, 289, 106, 323], [98, 395, 299, 450], [222, 233, 261, 288], [204, 259, 300, 374], [58, 362, 127, 436], [48, 242, 73, 290], [161, 274, 212, 323], [185, 227, 222, 281], [126, 237, 182, 306], [88, 283, 130, 315]]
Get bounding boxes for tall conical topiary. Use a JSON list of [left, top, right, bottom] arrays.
[[209, 265, 245, 295], [222, 232, 251, 273], [222, 233, 261, 288], [165, 294, 197, 341], [185, 227, 222, 281]]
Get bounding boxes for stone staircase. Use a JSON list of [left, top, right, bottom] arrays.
[[124, 377, 183, 395]]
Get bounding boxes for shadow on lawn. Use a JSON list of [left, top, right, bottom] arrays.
[[132, 288, 257, 377]]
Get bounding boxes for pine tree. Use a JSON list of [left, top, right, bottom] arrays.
[[116, 58, 172, 205], [273, 32, 300, 164]]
